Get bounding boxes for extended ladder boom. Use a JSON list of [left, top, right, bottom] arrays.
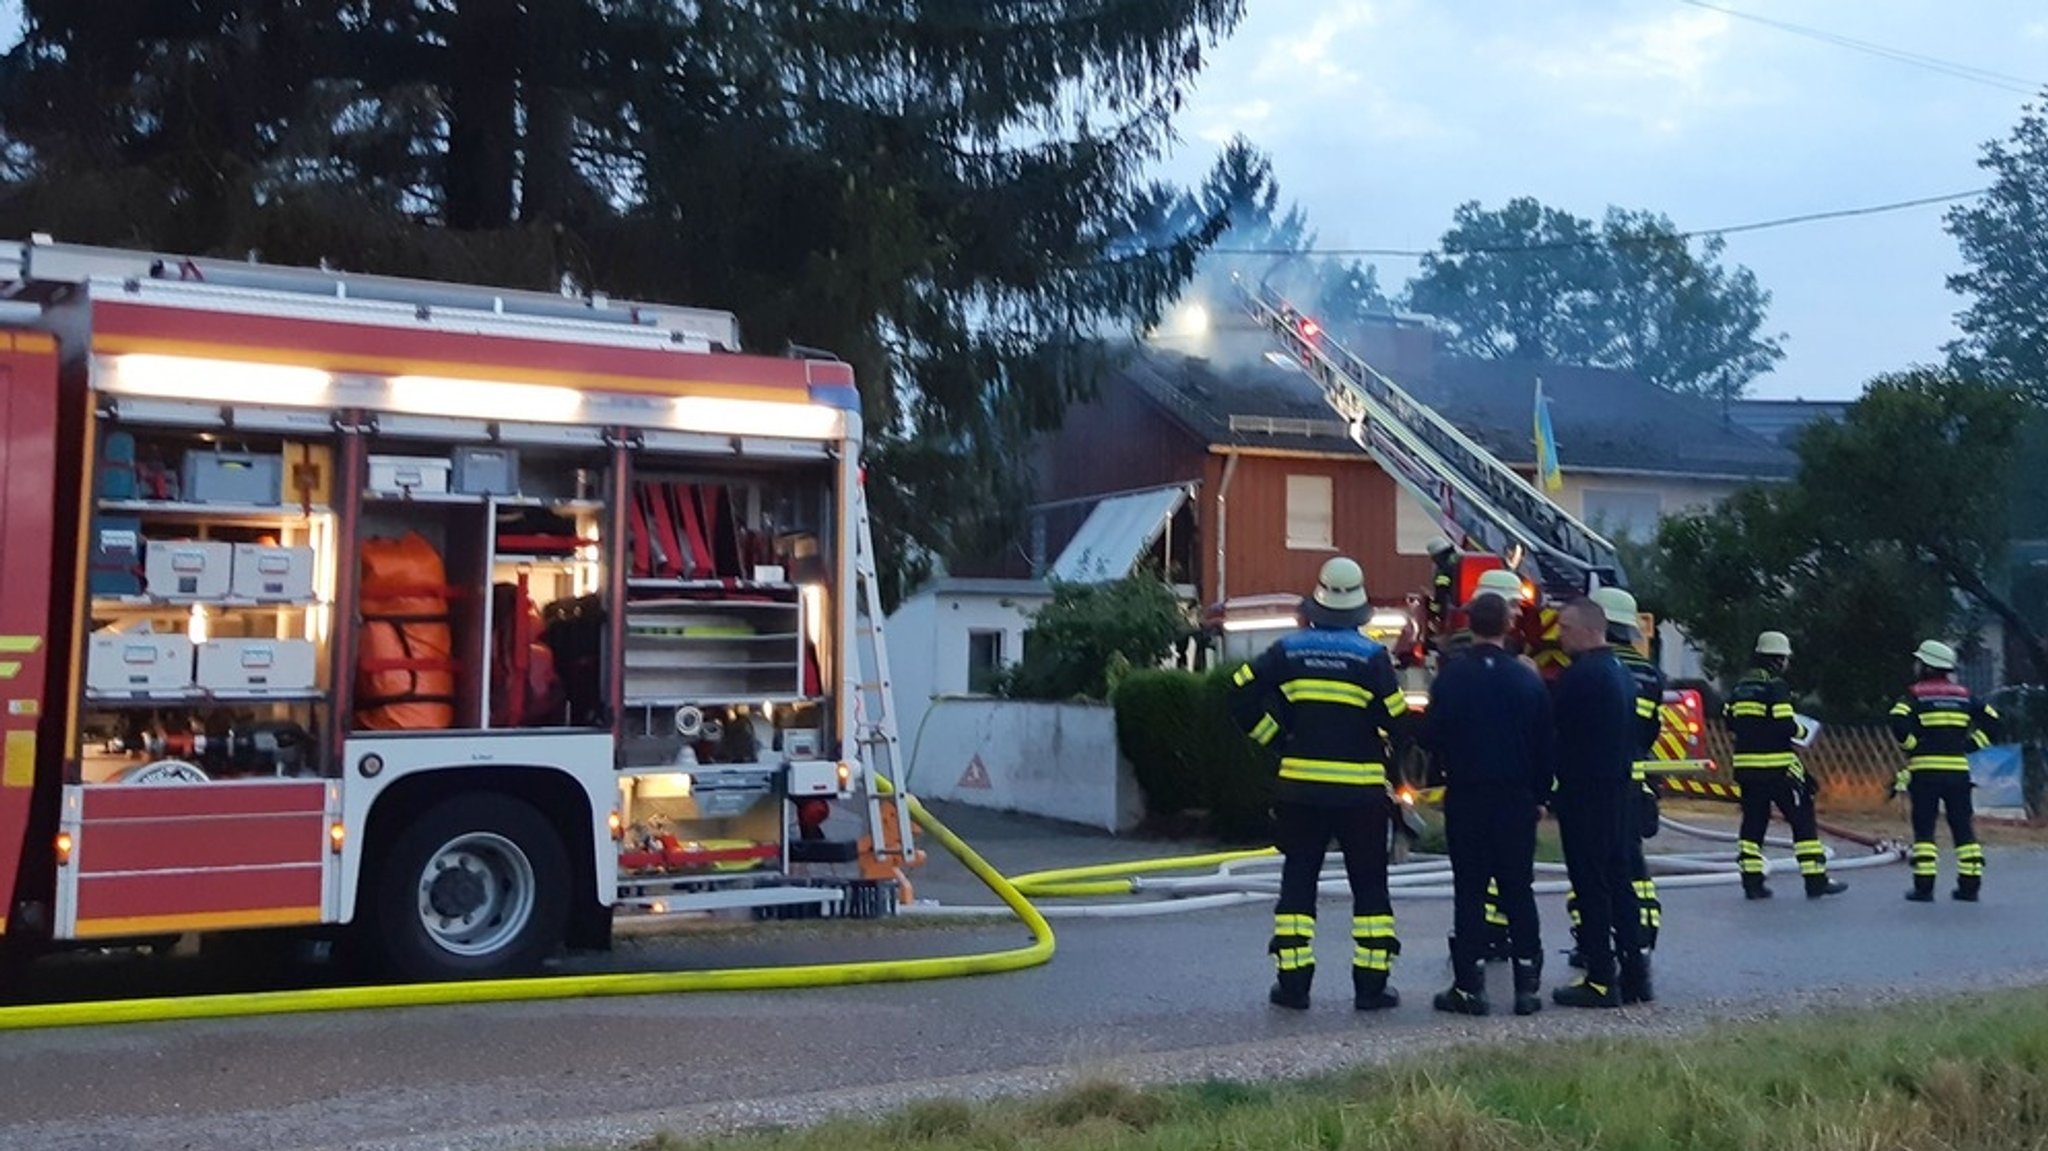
[[1235, 277, 1625, 596]]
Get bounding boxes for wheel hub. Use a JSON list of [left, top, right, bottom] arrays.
[[427, 862, 488, 919], [414, 831, 537, 958]]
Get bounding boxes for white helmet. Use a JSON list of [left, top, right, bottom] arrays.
[[1588, 586, 1639, 631], [1313, 556, 1367, 611], [1914, 639, 1958, 671], [1426, 536, 1454, 558], [1470, 569, 1523, 604], [1754, 631, 1792, 658]]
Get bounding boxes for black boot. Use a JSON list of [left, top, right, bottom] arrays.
[[1512, 957, 1543, 1016], [1619, 950, 1655, 1005], [1806, 874, 1847, 898], [1353, 968, 1400, 1012], [1906, 875, 1935, 903], [1432, 941, 1489, 1016], [1268, 967, 1311, 1010], [1953, 875, 1981, 902], [1742, 875, 1772, 900]]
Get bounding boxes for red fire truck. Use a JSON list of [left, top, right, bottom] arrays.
[[0, 238, 915, 982]]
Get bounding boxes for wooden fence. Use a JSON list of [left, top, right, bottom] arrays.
[[1695, 721, 1906, 805]]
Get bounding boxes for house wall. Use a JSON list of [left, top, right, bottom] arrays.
[[1553, 473, 1751, 542], [886, 588, 1049, 762], [908, 699, 1141, 832], [1205, 450, 1434, 606]]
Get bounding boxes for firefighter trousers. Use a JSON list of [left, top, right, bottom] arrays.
[[1908, 772, 1982, 894], [1445, 790, 1541, 966], [1555, 789, 1641, 987], [1564, 830, 1661, 952], [1269, 797, 1396, 992], [1735, 767, 1828, 885]]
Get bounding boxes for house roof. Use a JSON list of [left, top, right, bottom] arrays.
[[1119, 327, 1799, 481], [1724, 399, 1849, 448]]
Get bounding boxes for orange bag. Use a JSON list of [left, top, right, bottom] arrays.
[[355, 532, 457, 730]]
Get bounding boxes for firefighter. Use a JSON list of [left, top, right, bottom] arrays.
[[1547, 598, 1649, 1008], [1228, 556, 1414, 1011], [1558, 587, 1665, 971], [1724, 632, 1847, 900], [1426, 537, 1457, 629], [1421, 590, 1553, 1017], [1889, 640, 1998, 902], [1465, 566, 1533, 962]]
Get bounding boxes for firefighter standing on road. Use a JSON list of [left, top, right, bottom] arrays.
[[1725, 631, 1847, 899], [1421, 591, 1553, 1017], [1547, 598, 1650, 1008], [1559, 588, 1665, 967], [1228, 557, 1415, 1011], [1889, 640, 1998, 902]]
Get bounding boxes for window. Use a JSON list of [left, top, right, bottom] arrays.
[[967, 630, 1005, 693], [1285, 474, 1334, 550], [1395, 496, 1439, 556], [1580, 488, 1663, 541]]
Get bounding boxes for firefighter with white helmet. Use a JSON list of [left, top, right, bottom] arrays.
[[1227, 556, 1415, 1010], [1424, 536, 1458, 644], [1724, 630, 1846, 900], [1888, 639, 1998, 902]]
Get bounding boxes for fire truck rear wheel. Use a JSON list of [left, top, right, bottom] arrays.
[[369, 794, 569, 981]]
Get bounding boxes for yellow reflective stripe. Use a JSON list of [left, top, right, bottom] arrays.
[[1232, 664, 1256, 687], [0, 662, 20, 680], [1890, 702, 1912, 716], [1903, 734, 1919, 751], [1908, 755, 1971, 770], [1984, 704, 2000, 720], [1635, 698, 1657, 718], [1250, 714, 1280, 745], [1770, 703, 1795, 719], [1280, 679, 1371, 707], [1732, 752, 1798, 768], [1729, 701, 1768, 717], [1917, 712, 1970, 727], [1972, 730, 1992, 749], [1383, 691, 1409, 718], [1351, 914, 1396, 936], [1274, 913, 1315, 937], [1278, 758, 1386, 786], [0, 636, 40, 654], [1352, 946, 1394, 972], [1275, 946, 1315, 971]]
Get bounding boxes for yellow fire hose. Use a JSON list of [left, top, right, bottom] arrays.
[[0, 792, 1053, 1032], [1007, 849, 1278, 899]]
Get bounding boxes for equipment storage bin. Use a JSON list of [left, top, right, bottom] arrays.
[[230, 544, 316, 601], [182, 451, 284, 505], [367, 455, 452, 496], [87, 633, 195, 694], [452, 445, 519, 495], [145, 540, 234, 599], [196, 638, 318, 694], [88, 516, 144, 595]]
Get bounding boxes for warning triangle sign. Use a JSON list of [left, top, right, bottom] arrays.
[[958, 754, 993, 790]]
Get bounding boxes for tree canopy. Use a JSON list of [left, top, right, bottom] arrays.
[[1404, 197, 1785, 406], [0, 0, 1252, 605], [1947, 95, 2048, 400]]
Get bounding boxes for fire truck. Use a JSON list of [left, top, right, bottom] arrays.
[[0, 237, 917, 982], [1202, 279, 1711, 777]]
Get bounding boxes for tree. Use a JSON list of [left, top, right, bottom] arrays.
[[997, 575, 1194, 702], [1947, 96, 2048, 399], [1797, 369, 2048, 685], [1404, 197, 1785, 406]]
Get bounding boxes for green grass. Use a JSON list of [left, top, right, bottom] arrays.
[[570, 989, 2048, 1151]]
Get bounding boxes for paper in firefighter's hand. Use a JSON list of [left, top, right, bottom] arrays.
[[1791, 713, 1822, 749]]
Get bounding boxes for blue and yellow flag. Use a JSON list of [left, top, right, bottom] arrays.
[[1533, 378, 1563, 492]]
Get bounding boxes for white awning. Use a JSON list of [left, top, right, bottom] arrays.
[[1050, 486, 1189, 584]]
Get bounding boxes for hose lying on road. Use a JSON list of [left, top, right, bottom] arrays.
[[0, 791, 1054, 1032], [902, 810, 1907, 917]]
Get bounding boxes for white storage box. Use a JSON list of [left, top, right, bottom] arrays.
[[231, 544, 317, 601], [144, 540, 234, 599], [367, 455, 452, 496], [87, 634, 195, 694], [196, 638, 318, 694]]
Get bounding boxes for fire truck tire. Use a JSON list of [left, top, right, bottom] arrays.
[[366, 794, 569, 982]]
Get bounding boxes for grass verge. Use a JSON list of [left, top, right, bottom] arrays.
[[574, 988, 2048, 1151]]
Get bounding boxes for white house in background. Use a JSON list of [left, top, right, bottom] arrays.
[[885, 577, 1053, 773]]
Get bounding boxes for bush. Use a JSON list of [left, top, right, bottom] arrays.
[[1111, 663, 1274, 841], [999, 575, 1193, 702]]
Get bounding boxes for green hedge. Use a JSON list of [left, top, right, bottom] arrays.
[[1111, 664, 1275, 841]]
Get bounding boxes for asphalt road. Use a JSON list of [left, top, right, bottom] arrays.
[[0, 804, 2042, 1151]]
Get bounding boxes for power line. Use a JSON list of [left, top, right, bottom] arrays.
[[1675, 0, 2046, 97], [1197, 188, 1988, 258]]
